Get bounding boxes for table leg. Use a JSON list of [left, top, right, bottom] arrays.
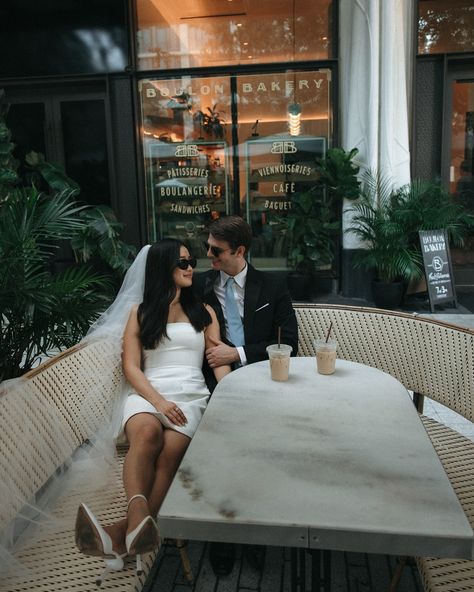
[[323, 550, 331, 591], [290, 548, 331, 592], [291, 548, 298, 592], [310, 549, 331, 592], [300, 549, 306, 592]]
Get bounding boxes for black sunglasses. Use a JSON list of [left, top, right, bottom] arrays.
[[203, 241, 233, 257], [176, 257, 197, 270]]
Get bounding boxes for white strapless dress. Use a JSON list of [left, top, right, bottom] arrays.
[[121, 323, 210, 439]]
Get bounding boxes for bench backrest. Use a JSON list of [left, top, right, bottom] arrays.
[[0, 339, 122, 532], [294, 304, 474, 422]]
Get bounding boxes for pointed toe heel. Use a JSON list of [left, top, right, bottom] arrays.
[[75, 503, 126, 585], [125, 494, 160, 574]]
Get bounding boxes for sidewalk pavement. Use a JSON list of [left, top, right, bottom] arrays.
[[150, 541, 423, 592]]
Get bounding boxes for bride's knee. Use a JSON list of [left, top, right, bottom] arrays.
[[127, 419, 163, 452]]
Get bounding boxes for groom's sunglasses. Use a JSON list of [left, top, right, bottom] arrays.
[[176, 257, 197, 270], [203, 241, 233, 257]]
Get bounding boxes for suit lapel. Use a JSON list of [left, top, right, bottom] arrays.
[[243, 264, 262, 339]]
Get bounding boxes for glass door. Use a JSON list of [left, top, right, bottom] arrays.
[[447, 77, 474, 207], [4, 85, 113, 207], [444, 72, 474, 297]]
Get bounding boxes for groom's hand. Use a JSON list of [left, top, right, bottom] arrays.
[[206, 336, 240, 367]]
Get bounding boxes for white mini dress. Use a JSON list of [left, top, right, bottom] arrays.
[[121, 323, 210, 439]]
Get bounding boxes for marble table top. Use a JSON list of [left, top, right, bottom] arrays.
[[158, 358, 473, 558]]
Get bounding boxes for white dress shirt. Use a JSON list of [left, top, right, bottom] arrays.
[[214, 264, 248, 365]]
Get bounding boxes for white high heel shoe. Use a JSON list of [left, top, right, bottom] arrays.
[[125, 494, 160, 575], [75, 503, 127, 586]]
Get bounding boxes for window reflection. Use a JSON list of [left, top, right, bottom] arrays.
[[136, 0, 333, 70], [140, 70, 334, 271], [418, 0, 474, 54]]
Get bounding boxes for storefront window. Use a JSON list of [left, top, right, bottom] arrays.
[[136, 0, 334, 70], [140, 76, 232, 261], [235, 70, 331, 269], [140, 69, 334, 271], [418, 0, 474, 54], [449, 79, 474, 211]]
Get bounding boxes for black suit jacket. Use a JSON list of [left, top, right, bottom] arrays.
[[194, 264, 298, 391]]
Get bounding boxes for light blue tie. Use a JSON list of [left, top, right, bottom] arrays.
[[225, 277, 245, 346]]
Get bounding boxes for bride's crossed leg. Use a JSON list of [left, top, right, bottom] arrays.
[[104, 411, 191, 554]]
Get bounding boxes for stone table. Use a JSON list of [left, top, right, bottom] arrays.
[[159, 358, 473, 559]]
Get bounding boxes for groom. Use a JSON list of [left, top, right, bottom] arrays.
[[194, 215, 298, 574]]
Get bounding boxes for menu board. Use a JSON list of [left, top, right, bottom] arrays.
[[419, 230, 457, 311], [146, 140, 229, 258], [245, 136, 326, 267]]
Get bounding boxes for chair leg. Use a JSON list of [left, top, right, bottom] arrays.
[[389, 556, 408, 592], [176, 539, 193, 582]]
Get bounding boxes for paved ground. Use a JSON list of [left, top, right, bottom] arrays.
[[149, 541, 423, 592]]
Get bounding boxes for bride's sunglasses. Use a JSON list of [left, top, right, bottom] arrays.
[[176, 257, 197, 270]]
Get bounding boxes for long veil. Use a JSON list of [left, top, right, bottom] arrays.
[[0, 245, 150, 577]]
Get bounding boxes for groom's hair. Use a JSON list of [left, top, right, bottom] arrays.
[[139, 238, 210, 349], [208, 215, 252, 255]]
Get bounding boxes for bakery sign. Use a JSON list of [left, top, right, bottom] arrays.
[[419, 230, 457, 311], [246, 136, 326, 212]]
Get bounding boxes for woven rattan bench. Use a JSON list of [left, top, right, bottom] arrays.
[[293, 303, 474, 592], [0, 339, 164, 592]]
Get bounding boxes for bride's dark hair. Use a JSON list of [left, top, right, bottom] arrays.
[[138, 238, 211, 349]]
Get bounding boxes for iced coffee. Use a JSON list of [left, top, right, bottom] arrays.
[[266, 344, 293, 381], [314, 339, 337, 375]]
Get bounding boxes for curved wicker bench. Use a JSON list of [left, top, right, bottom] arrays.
[[0, 340, 160, 592], [293, 303, 474, 592]]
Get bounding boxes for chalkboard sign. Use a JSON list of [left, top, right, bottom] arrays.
[[419, 230, 457, 311]]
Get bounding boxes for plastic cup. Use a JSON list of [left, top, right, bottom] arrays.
[[266, 344, 293, 381], [314, 338, 337, 375]]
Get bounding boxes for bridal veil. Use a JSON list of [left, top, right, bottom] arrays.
[[0, 245, 151, 575]]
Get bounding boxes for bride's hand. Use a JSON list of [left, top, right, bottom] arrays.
[[155, 399, 187, 426]]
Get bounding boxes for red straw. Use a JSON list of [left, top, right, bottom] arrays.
[[325, 322, 333, 343]]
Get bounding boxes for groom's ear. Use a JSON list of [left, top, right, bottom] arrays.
[[236, 245, 246, 258]]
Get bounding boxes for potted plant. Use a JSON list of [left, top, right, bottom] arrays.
[[276, 148, 360, 300], [346, 172, 474, 308], [316, 147, 361, 202], [0, 98, 133, 380], [278, 188, 340, 298], [193, 104, 226, 139]]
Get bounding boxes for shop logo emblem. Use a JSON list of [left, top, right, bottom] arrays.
[[429, 256, 446, 272], [271, 141, 298, 154], [175, 144, 200, 157]]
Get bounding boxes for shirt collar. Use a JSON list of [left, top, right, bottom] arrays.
[[219, 263, 248, 289]]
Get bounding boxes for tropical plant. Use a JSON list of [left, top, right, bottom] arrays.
[[70, 205, 136, 276], [390, 179, 474, 248], [0, 91, 19, 199], [277, 188, 340, 273], [346, 172, 474, 284], [347, 173, 422, 283], [0, 96, 123, 380], [193, 104, 226, 139], [316, 147, 361, 202], [0, 186, 112, 380], [276, 147, 361, 274], [24, 151, 136, 276]]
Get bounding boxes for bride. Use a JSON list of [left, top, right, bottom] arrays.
[[74, 238, 230, 579]]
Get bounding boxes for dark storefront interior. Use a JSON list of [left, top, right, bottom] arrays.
[[1, 0, 473, 305]]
